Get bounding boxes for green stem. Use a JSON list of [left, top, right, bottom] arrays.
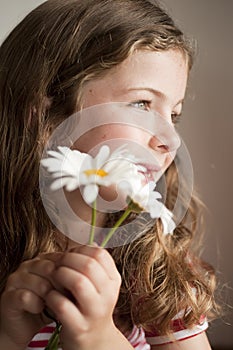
[[101, 208, 132, 247], [45, 323, 62, 350], [88, 199, 97, 245]]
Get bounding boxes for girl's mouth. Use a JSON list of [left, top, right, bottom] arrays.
[[136, 162, 163, 181], [136, 162, 162, 172]]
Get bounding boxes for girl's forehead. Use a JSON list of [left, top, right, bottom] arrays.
[[82, 49, 188, 106], [111, 49, 188, 76]]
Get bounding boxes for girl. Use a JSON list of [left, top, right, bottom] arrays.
[[0, 0, 218, 349]]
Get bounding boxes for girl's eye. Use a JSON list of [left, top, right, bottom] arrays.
[[171, 112, 182, 125], [130, 100, 151, 111]]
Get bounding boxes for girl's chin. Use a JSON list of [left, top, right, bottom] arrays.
[[151, 170, 164, 183]]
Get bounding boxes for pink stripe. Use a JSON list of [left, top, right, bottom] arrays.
[[148, 331, 205, 346], [171, 318, 186, 332], [133, 340, 147, 347], [28, 340, 49, 347], [39, 326, 55, 333], [145, 317, 187, 337]]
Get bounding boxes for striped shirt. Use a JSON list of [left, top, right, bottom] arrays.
[[27, 317, 208, 349]]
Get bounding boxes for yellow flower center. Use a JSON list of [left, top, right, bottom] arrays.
[[84, 169, 108, 177]]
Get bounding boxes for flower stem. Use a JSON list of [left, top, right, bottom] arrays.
[[45, 322, 62, 350], [88, 199, 97, 245], [100, 208, 132, 247]]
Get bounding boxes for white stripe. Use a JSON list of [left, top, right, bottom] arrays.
[[127, 325, 141, 343], [134, 343, 151, 350], [146, 321, 208, 345], [29, 332, 53, 341], [127, 326, 150, 350]]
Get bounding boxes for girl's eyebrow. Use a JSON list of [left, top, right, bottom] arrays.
[[126, 87, 185, 107]]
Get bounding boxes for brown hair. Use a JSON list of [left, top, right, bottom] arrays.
[[0, 0, 218, 335], [110, 163, 218, 334]]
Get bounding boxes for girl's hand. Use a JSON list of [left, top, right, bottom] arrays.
[[45, 245, 126, 350], [0, 254, 58, 349]]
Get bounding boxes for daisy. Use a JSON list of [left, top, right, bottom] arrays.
[[40, 146, 88, 191], [41, 145, 139, 204], [121, 178, 176, 234]]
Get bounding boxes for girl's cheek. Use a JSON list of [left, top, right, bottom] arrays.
[[73, 124, 146, 153], [64, 188, 92, 221], [98, 184, 128, 212], [64, 184, 127, 220]]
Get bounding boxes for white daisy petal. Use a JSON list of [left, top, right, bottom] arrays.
[[95, 145, 110, 168], [47, 146, 70, 157], [40, 158, 63, 172], [160, 206, 176, 234], [41, 145, 145, 206], [57, 146, 70, 155], [124, 177, 176, 235], [149, 201, 163, 219], [65, 178, 80, 192], [50, 177, 67, 191], [42, 147, 82, 175], [83, 184, 99, 204]]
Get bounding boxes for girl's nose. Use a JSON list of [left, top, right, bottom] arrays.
[[148, 135, 170, 153], [148, 122, 181, 153]]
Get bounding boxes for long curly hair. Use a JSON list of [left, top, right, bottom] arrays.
[[110, 162, 218, 334], [0, 0, 218, 334]]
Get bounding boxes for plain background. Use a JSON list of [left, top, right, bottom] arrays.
[[0, 0, 232, 347], [161, 1, 233, 347]]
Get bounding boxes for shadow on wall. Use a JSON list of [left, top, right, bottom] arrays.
[[162, 0, 233, 347]]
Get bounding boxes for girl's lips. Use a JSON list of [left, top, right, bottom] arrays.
[[136, 162, 163, 182], [136, 162, 162, 173]]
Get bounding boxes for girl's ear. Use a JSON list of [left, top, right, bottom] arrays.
[[42, 96, 53, 113], [29, 96, 52, 125]]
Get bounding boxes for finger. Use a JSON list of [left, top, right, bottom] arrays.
[[53, 266, 100, 312], [6, 270, 53, 299], [19, 257, 56, 279], [39, 252, 64, 263], [55, 252, 110, 293], [6, 273, 53, 298], [69, 245, 121, 283], [2, 289, 45, 315], [21, 257, 57, 290], [45, 289, 86, 334]]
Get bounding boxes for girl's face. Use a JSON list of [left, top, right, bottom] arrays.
[[76, 49, 188, 180], [59, 49, 189, 243]]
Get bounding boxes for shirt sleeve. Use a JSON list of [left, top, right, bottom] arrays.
[[126, 326, 151, 350], [144, 315, 208, 346]]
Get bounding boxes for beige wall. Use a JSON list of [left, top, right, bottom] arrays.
[[0, 0, 232, 347], [0, 0, 46, 41], [162, 0, 233, 347]]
